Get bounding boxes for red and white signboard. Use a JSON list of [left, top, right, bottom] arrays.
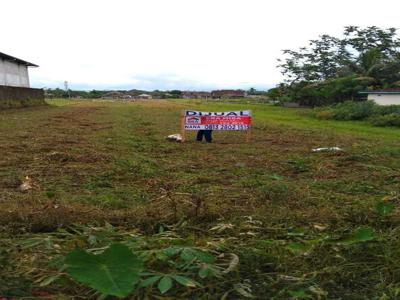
[[183, 110, 252, 130]]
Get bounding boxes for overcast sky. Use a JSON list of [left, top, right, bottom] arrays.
[[2, 0, 399, 91]]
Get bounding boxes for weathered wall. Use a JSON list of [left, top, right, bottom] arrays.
[[0, 85, 45, 109], [0, 59, 30, 87], [368, 94, 400, 106]]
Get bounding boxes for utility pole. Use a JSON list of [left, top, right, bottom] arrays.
[[64, 81, 71, 99]]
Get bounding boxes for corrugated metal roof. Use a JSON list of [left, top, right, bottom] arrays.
[[360, 92, 400, 94], [0, 52, 38, 67], [359, 88, 400, 95]]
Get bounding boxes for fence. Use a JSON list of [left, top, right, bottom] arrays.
[[0, 85, 45, 109]]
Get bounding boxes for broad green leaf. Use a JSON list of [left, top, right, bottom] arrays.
[[158, 276, 173, 294], [192, 249, 215, 264], [140, 275, 161, 287], [337, 227, 375, 245], [180, 248, 196, 261], [180, 248, 215, 264], [171, 275, 198, 288], [376, 202, 395, 215], [198, 267, 212, 279], [163, 246, 181, 257], [65, 244, 143, 297], [164, 246, 214, 262]]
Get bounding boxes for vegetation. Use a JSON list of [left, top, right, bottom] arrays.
[[314, 100, 400, 127], [1, 100, 399, 299], [45, 88, 103, 99], [269, 26, 400, 106], [44, 88, 182, 99], [45, 88, 268, 101], [0, 97, 47, 109]]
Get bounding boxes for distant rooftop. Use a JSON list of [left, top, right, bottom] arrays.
[[360, 89, 400, 95], [0, 52, 38, 67]]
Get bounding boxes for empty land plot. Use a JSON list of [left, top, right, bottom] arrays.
[[1, 99, 400, 299]]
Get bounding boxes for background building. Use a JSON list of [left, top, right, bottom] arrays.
[[360, 90, 400, 106], [0, 52, 44, 109], [0, 52, 38, 88], [182, 91, 211, 99], [211, 90, 246, 99]]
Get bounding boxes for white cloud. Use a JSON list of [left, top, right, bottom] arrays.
[[1, 0, 399, 90]]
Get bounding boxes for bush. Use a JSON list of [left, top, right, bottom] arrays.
[[312, 101, 400, 127], [331, 101, 376, 120], [372, 104, 400, 116], [369, 113, 400, 127]]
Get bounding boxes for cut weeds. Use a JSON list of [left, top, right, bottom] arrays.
[[0, 99, 399, 299]]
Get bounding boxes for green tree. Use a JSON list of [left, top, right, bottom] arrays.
[[275, 26, 400, 106], [169, 90, 182, 98], [279, 26, 400, 86]]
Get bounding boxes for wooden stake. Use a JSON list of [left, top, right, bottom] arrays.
[[246, 126, 252, 143], [246, 111, 252, 143], [181, 111, 186, 142]]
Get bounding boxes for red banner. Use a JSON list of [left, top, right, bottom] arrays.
[[195, 116, 251, 125], [184, 110, 252, 131]]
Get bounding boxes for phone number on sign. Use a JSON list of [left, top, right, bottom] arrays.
[[204, 124, 250, 130]]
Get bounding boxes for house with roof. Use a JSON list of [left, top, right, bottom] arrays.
[[0, 52, 38, 88], [182, 91, 211, 99], [211, 90, 246, 99], [0, 52, 44, 108], [102, 91, 125, 99], [359, 89, 400, 106], [136, 93, 152, 100]]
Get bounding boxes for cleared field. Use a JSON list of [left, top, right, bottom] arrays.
[[1, 99, 399, 299]]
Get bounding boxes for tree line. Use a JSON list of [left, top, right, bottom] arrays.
[[44, 88, 266, 99], [44, 89, 183, 99], [268, 26, 400, 106]]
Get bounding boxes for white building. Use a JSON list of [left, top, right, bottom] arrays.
[[360, 90, 400, 106], [136, 93, 152, 100], [0, 52, 38, 88]]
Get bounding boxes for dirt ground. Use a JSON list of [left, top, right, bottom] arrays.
[[1, 101, 399, 232]]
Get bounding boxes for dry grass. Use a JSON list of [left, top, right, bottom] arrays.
[[1, 100, 400, 299]]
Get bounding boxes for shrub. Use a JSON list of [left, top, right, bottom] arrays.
[[331, 101, 375, 120], [369, 113, 400, 127], [372, 104, 400, 116], [313, 100, 400, 127]]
